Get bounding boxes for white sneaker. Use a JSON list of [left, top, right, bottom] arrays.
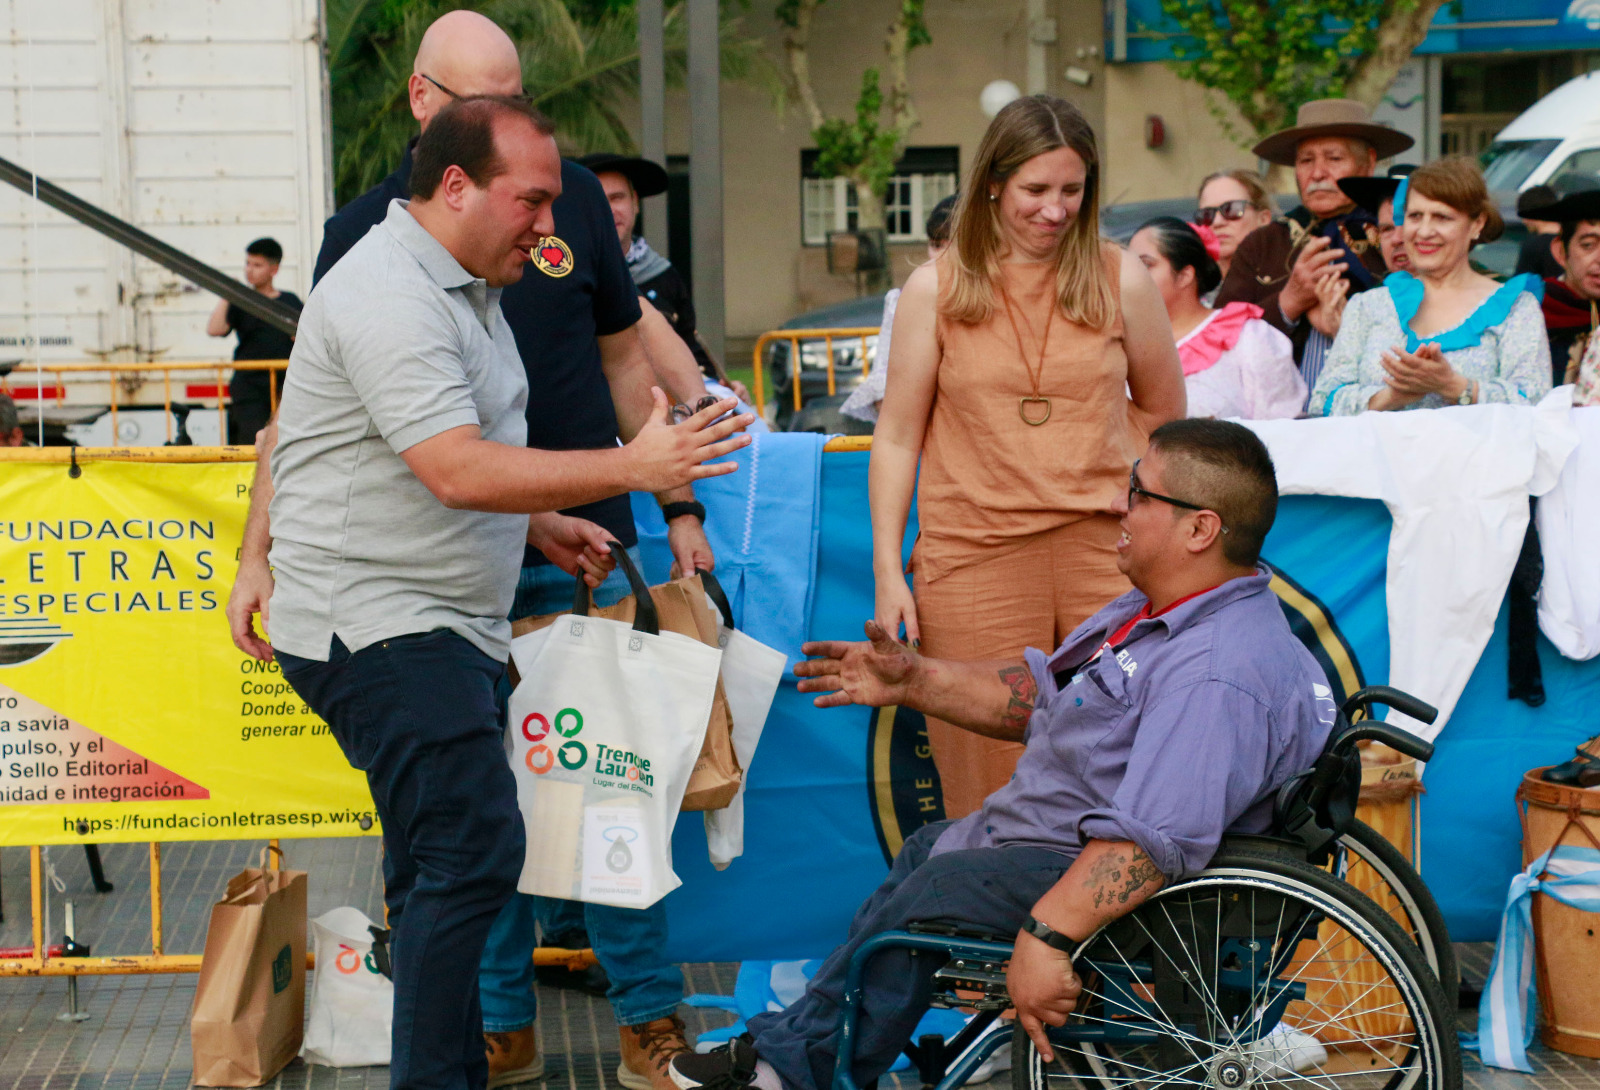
[[1246, 1023, 1327, 1076]]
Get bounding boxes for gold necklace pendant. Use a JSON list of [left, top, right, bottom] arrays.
[[1019, 396, 1052, 425]]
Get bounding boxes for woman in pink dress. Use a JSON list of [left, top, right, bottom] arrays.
[[1129, 217, 1306, 419]]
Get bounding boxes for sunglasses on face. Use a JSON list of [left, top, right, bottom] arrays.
[[420, 73, 532, 105], [1195, 199, 1257, 227], [1127, 459, 1229, 533]]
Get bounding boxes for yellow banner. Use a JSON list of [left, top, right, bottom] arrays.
[[0, 459, 376, 845]]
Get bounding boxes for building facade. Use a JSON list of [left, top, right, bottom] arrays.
[[644, 0, 1598, 352]]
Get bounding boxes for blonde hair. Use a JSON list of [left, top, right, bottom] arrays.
[[941, 95, 1115, 330], [1197, 169, 1271, 212]]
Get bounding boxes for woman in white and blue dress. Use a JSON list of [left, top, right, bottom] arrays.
[[1312, 156, 1551, 416]]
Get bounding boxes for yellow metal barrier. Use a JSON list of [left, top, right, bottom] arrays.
[[2, 359, 289, 446], [749, 328, 880, 417]]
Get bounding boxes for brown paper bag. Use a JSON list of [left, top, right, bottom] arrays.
[[191, 846, 308, 1086], [511, 569, 741, 812]]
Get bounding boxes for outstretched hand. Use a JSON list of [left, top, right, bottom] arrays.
[[795, 619, 919, 708]]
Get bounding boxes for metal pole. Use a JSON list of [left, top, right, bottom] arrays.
[[58, 901, 90, 1022], [638, 0, 669, 256], [687, 0, 725, 365]]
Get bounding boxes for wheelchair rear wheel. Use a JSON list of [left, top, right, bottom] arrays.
[[1330, 820, 1457, 998], [1011, 848, 1460, 1090]]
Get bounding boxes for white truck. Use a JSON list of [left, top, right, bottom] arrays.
[[1481, 70, 1600, 196], [0, 0, 329, 444]]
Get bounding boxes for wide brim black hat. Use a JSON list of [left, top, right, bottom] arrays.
[[1337, 165, 1417, 216], [1521, 181, 1600, 224], [573, 153, 668, 198]]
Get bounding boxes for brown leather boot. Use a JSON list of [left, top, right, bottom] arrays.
[[485, 1026, 544, 1088], [617, 1014, 692, 1090]]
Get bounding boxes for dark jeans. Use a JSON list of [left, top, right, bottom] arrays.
[[278, 631, 524, 1090], [747, 822, 1072, 1090]]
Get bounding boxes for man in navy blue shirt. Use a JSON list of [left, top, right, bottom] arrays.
[[226, 12, 720, 1090]]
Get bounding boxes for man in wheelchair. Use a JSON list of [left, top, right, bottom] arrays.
[[671, 420, 1341, 1090]]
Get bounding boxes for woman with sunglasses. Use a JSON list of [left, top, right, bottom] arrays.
[[1129, 217, 1305, 420], [1195, 170, 1275, 289], [869, 96, 1186, 819]]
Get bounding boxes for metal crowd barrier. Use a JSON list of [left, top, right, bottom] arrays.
[[1, 359, 290, 446], [749, 328, 880, 416]]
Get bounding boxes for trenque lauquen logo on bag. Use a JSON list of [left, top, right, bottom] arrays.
[[520, 708, 655, 786]]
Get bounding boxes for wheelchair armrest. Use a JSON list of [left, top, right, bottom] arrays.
[[1209, 833, 1312, 865], [906, 921, 1018, 944]]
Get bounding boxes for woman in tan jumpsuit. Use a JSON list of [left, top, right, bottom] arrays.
[[870, 95, 1187, 819]]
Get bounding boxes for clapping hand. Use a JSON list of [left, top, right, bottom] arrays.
[[1281, 236, 1348, 321], [1306, 271, 1349, 338], [1381, 342, 1454, 397]]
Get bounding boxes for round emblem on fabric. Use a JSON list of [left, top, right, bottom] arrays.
[[532, 235, 575, 278]]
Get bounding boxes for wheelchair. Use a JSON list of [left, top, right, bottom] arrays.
[[830, 687, 1462, 1090]]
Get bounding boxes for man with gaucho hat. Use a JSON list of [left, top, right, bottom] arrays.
[[1215, 99, 1414, 387], [1521, 182, 1600, 391]]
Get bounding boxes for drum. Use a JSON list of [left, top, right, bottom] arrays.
[[1519, 771, 1600, 1059]]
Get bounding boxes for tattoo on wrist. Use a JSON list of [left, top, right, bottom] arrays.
[[997, 664, 1037, 733], [1085, 845, 1166, 910]]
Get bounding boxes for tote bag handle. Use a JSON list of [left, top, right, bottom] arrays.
[[571, 543, 660, 635], [695, 568, 737, 630]]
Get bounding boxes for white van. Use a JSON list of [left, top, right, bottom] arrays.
[[1478, 71, 1600, 193], [1480, 70, 1600, 194]]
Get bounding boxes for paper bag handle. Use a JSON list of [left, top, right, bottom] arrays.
[[572, 544, 659, 635], [695, 568, 736, 630]]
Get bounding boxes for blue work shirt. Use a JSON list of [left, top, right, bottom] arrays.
[[313, 151, 643, 567], [933, 568, 1338, 878]]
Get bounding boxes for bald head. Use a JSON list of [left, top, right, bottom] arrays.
[[409, 11, 523, 130]]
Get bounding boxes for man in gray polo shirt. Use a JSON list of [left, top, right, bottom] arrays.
[[268, 96, 750, 1090], [672, 419, 1337, 1090]]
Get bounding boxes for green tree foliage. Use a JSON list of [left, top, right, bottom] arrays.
[[327, 0, 767, 205], [1154, 0, 1442, 147]]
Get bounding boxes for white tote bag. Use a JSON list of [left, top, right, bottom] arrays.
[[507, 548, 722, 908], [301, 906, 392, 1068], [695, 572, 786, 869]]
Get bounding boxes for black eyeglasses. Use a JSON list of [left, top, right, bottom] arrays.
[[1195, 199, 1256, 227], [420, 73, 531, 105], [1128, 459, 1229, 533]]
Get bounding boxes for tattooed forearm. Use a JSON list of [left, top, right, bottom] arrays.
[[997, 664, 1037, 736], [1084, 844, 1165, 912]]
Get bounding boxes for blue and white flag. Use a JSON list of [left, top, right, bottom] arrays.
[[1477, 844, 1600, 1071]]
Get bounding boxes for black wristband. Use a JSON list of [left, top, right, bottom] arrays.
[[660, 500, 706, 524], [1022, 914, 1079, 953]]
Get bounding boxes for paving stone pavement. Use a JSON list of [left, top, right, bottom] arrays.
[[0, 838, 1594, 1090]]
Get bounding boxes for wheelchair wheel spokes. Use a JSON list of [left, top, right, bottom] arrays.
[[1011, 855, 1458, 1090], [1326, 821, 1458, 997]]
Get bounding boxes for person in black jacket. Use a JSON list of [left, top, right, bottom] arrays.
[[576, 152, 752, 403]]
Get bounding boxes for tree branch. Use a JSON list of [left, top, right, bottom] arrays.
[[884, 5, 918, 141], [1343, 0, 1448, 108], [782, 0, 827, 133]]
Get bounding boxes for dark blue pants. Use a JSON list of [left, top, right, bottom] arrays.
[[279, 631, 524, 1090], [747, 821, 1072, 1090]]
